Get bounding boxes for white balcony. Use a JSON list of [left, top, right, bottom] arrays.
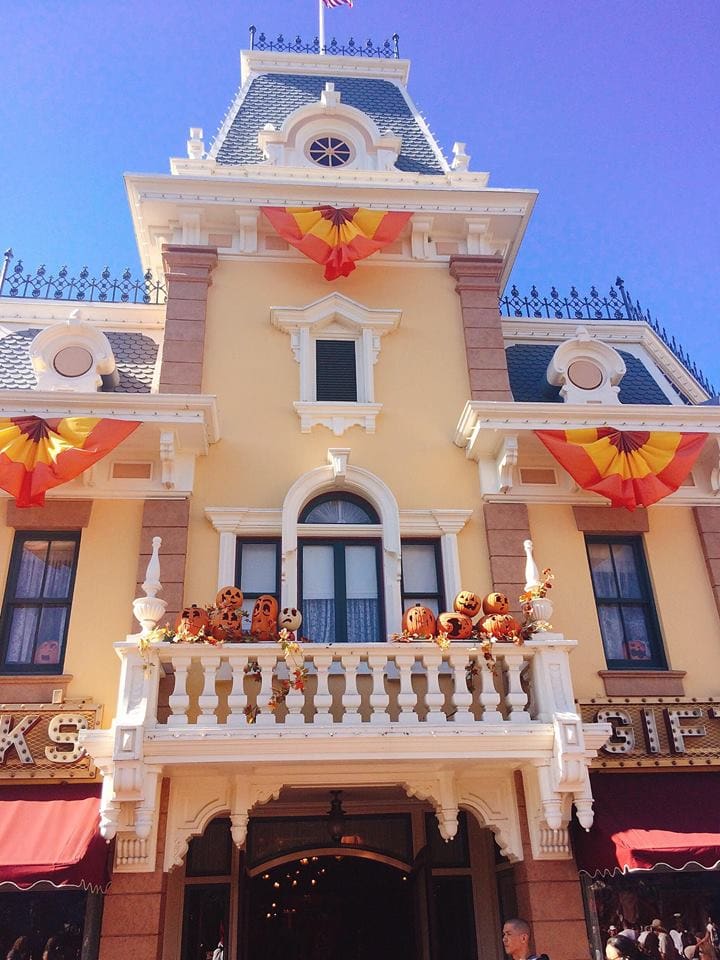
[[81, 635, 610, 873]]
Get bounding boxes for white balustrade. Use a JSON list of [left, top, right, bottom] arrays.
[[117, 638, 577, 732]]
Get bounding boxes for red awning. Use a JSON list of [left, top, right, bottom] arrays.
[[0, 784, 109, 891], [572, 772, 720, 875]]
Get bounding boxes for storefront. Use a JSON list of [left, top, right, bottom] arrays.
[[0, 706, 108, 960], [575, 699, 720, 960]]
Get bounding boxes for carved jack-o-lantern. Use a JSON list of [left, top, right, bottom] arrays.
[[215, 586, 244, 610], [436, 611, 473, 640], [176, 604, 210, 637], [482, 592, 510, 615], [481, 613, 522, 641], [251, 595, 279, 642], [402, 604, 437, 638], [34, 640, 59, 664], [453, 591, 482, 619], [210, 607, 243, 642], [279, 607, 303, 632]]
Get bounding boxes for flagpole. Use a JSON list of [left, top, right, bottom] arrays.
[[318, 0, 326, 53]]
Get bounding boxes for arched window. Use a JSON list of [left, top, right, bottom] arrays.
[[298, 493, 383, 643], [299, 493, 379, 525]]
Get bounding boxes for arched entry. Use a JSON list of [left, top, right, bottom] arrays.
[[245, 853, 414, 960]]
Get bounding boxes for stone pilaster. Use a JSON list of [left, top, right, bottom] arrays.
[[483, 502, 531, 615], [694, 506, 720, 619], [449, 255, 512, 401], [135, 500, 190, 627], [159, 245, 218, 394]]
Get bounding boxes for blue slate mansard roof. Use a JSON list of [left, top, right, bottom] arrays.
[[212, 73, 446, 175], [0, 330, 159, 393], [506, 344, 674, 405]]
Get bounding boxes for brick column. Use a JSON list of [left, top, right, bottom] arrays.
[[135, 500, 190, 627], [483, 502, 531, 615], [449, 255, 512, 401], [694, 506, 720, 618], [98, 780, 170, 960], [513, 773, 588, 960], [159, 245, 218, 394]]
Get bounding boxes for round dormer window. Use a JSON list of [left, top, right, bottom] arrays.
[[53, 345, 94, 378], [567, 359, 604, 390], [307, 136, 352, 168]]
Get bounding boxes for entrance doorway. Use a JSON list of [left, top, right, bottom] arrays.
[[245, 855, 414, 960]]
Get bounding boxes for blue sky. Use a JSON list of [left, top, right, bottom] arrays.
[[1, 1, 718, 387]]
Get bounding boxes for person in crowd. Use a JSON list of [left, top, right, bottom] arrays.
[[672, 919, 687, 957], [686, 932, 719, 960], [650, 918, 678, 960], [707, 921, 719, 951], [606, 935, 643, 960], [502, 918, 549, 960], [619, 921, 637, 942], [5, 938, 31, 960]]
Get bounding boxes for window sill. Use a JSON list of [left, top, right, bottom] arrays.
[[294, 401, 382, 436], [598, 669, 686, 697]]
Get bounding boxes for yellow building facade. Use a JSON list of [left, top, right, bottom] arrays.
[[1, 40, 720, 960]]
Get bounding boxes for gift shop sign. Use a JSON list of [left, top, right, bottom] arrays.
[[578, 699, 720, 768], [0, 704, 100, 779]]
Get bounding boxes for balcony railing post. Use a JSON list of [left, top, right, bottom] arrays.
[[527, 639, 577, 722], [0, 249, 12, 296]]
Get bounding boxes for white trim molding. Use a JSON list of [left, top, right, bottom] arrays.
[[546, 326, 626, 405], [29, 309, 118, 392], [271, 293, 402, 435]]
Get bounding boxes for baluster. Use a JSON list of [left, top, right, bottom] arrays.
[[284, 650, 306, 727], [341, 652, 362, 725], [167, 655, 191, 726], [478, 656, 503, 723], [447, 649, 474, 724], [313, 653, 334, 726], [198, 654, 221, 726], [394, 652, 419, 724], [421, 648, 446, 724], [504, 653, 530, 722], [227, 653, 250, 727], [255, 652, 279, 727], [368, 651, 390, 725]]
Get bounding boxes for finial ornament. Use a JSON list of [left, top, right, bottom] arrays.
[[133, 537, 167, 635], [523, 539, 542, 592]]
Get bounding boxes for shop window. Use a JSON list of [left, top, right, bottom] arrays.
[[401, 540, 445, 615], [585, 535, 666, 670], [299, 494, 383, 643], [0, 532, 80, 674], [235, 539, 281, 629]]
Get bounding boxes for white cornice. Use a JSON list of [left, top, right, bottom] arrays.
[[240, 50, 411, 86], [455, 400, 720, 458], [0, 298, 164, 334], [0, 390, 220, 448], [205, 507, 474, 536]]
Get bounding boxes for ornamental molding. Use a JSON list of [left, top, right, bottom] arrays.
[[294, 401, 382, 435], [546, 327, 626, 405], [239, 50, 411, 86], [0, 298, 165, 333], [29, 310, 117, 392]]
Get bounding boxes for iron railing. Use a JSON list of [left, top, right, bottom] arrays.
[[0, 250, 166, 305], [248, 25, 400, 58], [500, 277, 715, 397]]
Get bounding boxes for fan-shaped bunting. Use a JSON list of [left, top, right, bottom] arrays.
[[261, 206, 412, 280], [535, 427, 707, 510], [0, 416, 140, 507]]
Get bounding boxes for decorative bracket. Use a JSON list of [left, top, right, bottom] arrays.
[[327, 447, 351, 481], [411, 217, 434, 260], [159, 431, 176, 489], [496, 435, 518, 493], [403, 772, 459, 842]]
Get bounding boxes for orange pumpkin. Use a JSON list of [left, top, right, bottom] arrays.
[[251, 595, 279, 642], [215, 585, 244, 610], [34, 640, 60, 664], [402, 604, 437, 637], [436, 611, 473, 640], [176, 604, 210, 637], [453, 590, 482, 619], [480, 613, 522, 641], [210, 607, 243, 642], [482, 592, 510, 615]]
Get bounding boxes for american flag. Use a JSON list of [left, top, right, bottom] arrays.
[[322, 0, 353, 7]]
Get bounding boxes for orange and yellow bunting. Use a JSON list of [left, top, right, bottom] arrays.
[[0, 416, 140, 507], [535, 428, 707, 510], [261, 206, 412, 280]]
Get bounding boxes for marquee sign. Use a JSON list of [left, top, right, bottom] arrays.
[[0, 703, 101, 779], [578, 699, 720, 768]]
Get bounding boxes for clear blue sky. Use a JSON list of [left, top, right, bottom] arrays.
[[1, 1, 718, 386]]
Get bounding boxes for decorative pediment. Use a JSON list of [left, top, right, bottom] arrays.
[[547, 326, 626, 404], [29, 309, 117, 392], [258, 83, 402, 171]]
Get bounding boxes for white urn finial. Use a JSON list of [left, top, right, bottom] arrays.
[[523, 539, 541, 591], [132, 536, 168, 635]]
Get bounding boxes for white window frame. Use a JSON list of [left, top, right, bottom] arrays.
[[205, 466, 472, 636], [270, 293, 402, 436]]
